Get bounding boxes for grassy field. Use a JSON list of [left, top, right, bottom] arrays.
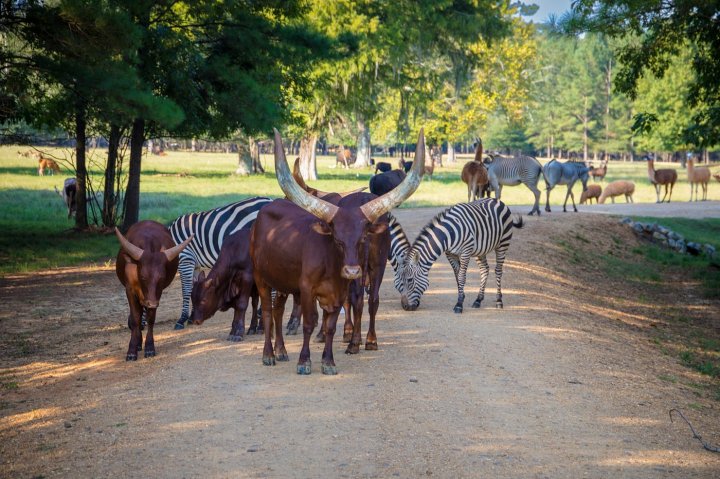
[[1, 145, 719, 275]]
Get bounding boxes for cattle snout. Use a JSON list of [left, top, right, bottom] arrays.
[[143, 299, 159, 309], [341, 265, 362, 279]]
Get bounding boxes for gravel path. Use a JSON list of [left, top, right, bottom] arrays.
[[1, 210, 718, 478]]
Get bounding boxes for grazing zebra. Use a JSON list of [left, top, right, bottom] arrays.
[[390, 199, 522, 313], [484, 155, 544, 216], [542, 159, 590, 213], [169, 197, 272, 329]]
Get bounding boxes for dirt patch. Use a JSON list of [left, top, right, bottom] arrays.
[[1, 210, 719, 478]]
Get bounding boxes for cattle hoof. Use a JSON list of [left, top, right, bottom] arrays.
[[262, 356, 276, 366], [345, 344, 360, 355], [471, 300, 482, 308], [453, 305, 463, 314], [342, 332, 353, 343], [174, 322, 185, 330], [321, 363, 338, 375], [365, 341, 378, 351], [315, 332, 326, 343], [496, 302, 504, 309], [227, 334, 243, 342], [126, 353, 138, 361], [144, 350, 156, 358], [276, 351, 289, 362], [297, 361, 312, 375], [247, 326, 259, 335]]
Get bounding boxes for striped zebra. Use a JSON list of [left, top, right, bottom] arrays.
[[389, 199, 522, 313], [485, 155, 544, 216], [169, 197, 272, 329]]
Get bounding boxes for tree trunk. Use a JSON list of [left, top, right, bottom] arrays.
[[74, 104, 88, 230], [235, 141, 252, 176], [250, 137, 264, 173], [122, 118, 145, 232], [582, 97, 589, 164], [354, 116, 371, 167], [299, 135, 318, 180], [447, 142, 456, 164], [102, 124, 121, 227]]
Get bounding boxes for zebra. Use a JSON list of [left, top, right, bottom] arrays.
[[389, 199, 523, 313], [484, 154, 544, 216], [542, 159, 590, 213], [169, 196, 272, 329]]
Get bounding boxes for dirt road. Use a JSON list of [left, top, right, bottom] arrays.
[[1, 209, 719, 478]]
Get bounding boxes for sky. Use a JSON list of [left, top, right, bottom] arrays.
[[529, 0, 573, 22]]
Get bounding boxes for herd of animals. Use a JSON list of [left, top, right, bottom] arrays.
[[16, 138, 720, 374]]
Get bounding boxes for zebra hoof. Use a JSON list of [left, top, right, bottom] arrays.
[[174, 322, 185, 330], [471, 300, 482, 308], [453, 304, 463, 314], [496, 302, 504, 309]]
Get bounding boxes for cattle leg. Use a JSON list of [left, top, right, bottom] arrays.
[[272, 293, 289, 361], [342, 295, 353, 343], [472, 256, 490, 308], [227, 277, 254, 342], [297, 295, 319, 375], [346, 281, 364, 355], [144, 308, 158, 358], [257, 283, 276, 366], [365, 280, 380, 351], [286, 293, 302, 335], [125, 293, 143, 361], [321, 309, 341, 375]]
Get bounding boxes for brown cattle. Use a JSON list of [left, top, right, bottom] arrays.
[[250, 129, 425, 375], [190, 229, 259, 341], [54, 178, 77, 218], [115, 221, 192, 360], [461, 138, 490, 202]]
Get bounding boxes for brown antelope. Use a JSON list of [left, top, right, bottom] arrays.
[[687, 158, 711, 201], [38, 157, 61, 176], [646, 157, 677, 203]]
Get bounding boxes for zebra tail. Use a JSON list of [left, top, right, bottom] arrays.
[[512, 215, 524, 229]]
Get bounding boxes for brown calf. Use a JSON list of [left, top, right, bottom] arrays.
[[461, 139, 489, 202], [190, 229, 259, 341], [116, 222, 192, 360], [580, 184, 601, 204], [250, 129, 424, 375]]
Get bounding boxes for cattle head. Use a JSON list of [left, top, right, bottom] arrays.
[[115, 228, 192, 309], [190, 270, 222, 325], [274, 128, 425, 280]]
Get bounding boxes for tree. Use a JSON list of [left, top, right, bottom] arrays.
[[565, 0, 720, 147]]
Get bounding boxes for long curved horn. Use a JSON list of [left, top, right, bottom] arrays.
[[164, 234, 194, 261], [292, 156, 366, 198], [274, 129, 338, 222], [360, 129, 425, 222], [115, 227, 144, 261]]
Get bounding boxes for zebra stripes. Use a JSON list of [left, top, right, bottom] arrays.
[[390, 199, 522, 313], [169, 196, 272, 328], [485, 155, 544, 216]]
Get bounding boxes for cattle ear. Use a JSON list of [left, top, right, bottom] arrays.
[[311, 222, 332, 235], [369, 223, 388, 235]]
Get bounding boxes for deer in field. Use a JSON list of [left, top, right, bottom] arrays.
[[687, 158, 711, 201], [646, 157, 677, 203]]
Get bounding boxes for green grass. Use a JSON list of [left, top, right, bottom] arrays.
[[1, 145, 719, 275]]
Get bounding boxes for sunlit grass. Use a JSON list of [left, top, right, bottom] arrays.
[[1, 144, 718, 275]]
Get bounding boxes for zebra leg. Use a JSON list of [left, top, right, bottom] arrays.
[[472, 256, 490, 308], [528, 183, 542, 216], [494, 247, 509, 309], [545, 185, 552, 213], [452, 255, 470, 314], [286, 293, 302, 335], [174, 257, 195, 330], [566, 185, 578, 212]]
